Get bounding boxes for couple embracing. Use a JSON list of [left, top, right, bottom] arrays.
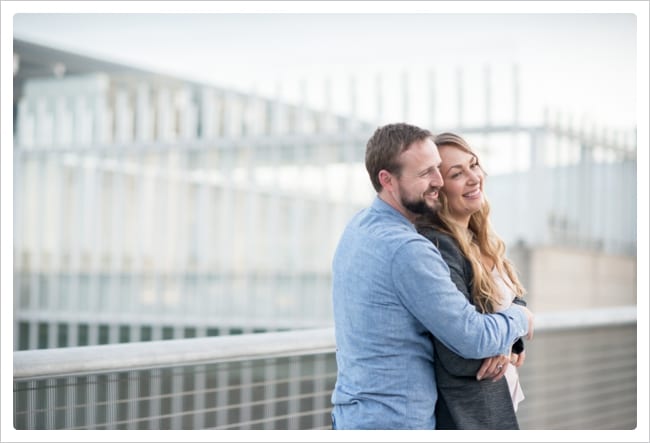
[[331, 123, 532, 430]]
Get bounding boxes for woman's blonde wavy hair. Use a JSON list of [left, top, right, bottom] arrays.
[[418, 132, 526, 313]]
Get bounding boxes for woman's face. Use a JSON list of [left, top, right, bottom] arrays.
[[438, 144, 485, 225]]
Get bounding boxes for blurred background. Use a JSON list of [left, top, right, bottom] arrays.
[[6, 5, 644, 434]]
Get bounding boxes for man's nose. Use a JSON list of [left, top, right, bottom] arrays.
[[430, 169, 443, 186]]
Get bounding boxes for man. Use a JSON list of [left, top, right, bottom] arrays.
[[330, 123, 534, 430]]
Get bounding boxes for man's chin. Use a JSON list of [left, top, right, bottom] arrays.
[[425, 196, 440, 211], [404, 201, 439, 219]]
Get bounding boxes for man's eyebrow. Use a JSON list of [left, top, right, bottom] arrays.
[[418, 165, 437, 175]]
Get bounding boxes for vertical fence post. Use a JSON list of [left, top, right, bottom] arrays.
[[456, 67, 463, 129], [428, 69, 436, 130]]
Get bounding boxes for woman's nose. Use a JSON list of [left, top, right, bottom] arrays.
[[468, 169, 481, 184]]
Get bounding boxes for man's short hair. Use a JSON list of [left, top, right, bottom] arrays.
[[365, 123, 434, 192]]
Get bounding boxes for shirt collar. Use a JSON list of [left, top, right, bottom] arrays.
[[371, 196, 415, 230]]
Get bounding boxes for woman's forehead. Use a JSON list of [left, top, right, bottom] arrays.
[[440, 144, 474, 158]]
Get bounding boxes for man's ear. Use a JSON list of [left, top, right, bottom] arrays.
[[378, 169, 392, 190]]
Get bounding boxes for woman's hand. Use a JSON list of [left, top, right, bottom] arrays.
[[477, 350, 527, 381], [476, 355, 510, 381], [476, 354, 510, 381]]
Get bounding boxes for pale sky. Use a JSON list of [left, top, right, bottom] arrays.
[[8, 5, 641, 131]]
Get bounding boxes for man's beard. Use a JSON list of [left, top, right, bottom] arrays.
[[401, 192, 439, 219]]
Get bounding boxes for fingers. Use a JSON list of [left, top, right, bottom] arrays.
[[511, 350, 526, 368], [490, 356, 509, 381], [510, 353, 520, 367], [476, 357, 493, 381], [476, 355, 510, 381]]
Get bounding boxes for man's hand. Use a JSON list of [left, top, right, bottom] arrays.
[[510, 350, 526, 368], [476, 354, 510, 381], [518, 305, 535, 341]]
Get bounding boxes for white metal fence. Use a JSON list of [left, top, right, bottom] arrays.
[[13, 62, 637, 351], [13, 307, 637, 430], [12, 129, 637, 351]]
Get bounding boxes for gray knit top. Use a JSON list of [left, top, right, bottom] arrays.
[[417, 226, 523, 430]]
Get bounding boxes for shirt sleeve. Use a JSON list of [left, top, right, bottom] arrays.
[[391, 236, 528, 359], [425, 232, 485, 376]]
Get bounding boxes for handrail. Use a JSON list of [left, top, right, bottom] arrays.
[[534, 305, 636, 330], [14, 306, 636, 381], [14, 327, 335, 381]]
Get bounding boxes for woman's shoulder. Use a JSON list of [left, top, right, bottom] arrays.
[[417, 226, 460, 250]]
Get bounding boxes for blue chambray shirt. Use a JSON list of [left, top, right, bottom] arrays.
[[331, 197, 528, 430]]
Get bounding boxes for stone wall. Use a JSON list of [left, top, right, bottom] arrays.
[[509, 244, 636, 312]]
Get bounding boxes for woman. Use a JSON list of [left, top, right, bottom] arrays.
[[416, 132, 527, 430]]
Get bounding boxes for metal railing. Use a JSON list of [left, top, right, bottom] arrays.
[[12, 123, 636, 351], [14, 306, 637, 430]]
